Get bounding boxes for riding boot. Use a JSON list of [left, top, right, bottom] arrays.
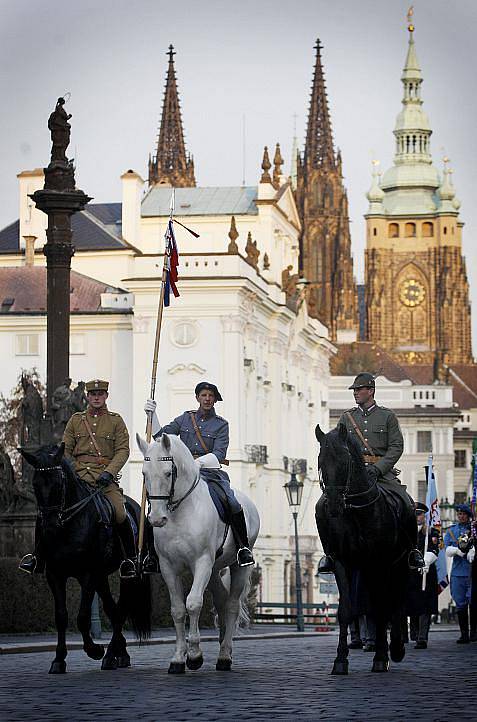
[[142, 521, 160, 575], [230, 510, 254, 567], [18, 518, 45, 575], [408, 548, 425, 570], [117, 518, 138, 580], [317, 555, 335, 574], [456, 607, 470, 644], [470, 606, 477, 642]]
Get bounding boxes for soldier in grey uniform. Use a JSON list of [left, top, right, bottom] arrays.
[[318, 372, 424, 573], [145, 381, 254, 567]]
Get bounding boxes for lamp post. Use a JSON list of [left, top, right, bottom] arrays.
[[284, 471, 305, 632]]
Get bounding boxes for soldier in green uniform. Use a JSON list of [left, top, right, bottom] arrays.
[[19, 379, 144, 579], [318, 372, 424, 573]]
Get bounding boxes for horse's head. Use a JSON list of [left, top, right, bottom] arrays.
[[136, 432, 197, 527], [19, 443, 67, 528], [315, 423, 353, 516]]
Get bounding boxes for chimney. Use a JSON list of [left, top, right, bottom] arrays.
[[17, 169, 47, 251], [121, 169, 144, 249], [23, 235, 37, 266]]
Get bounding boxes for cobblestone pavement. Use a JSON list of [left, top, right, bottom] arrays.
[[1, 629, 475, 721]]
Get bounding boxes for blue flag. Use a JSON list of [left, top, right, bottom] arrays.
[[425, 455, 449, 593]]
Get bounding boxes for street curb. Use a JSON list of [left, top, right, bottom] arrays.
[[0, 630, 334, 655]]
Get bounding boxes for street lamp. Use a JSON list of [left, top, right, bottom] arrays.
[[284, 471, 305, 632]]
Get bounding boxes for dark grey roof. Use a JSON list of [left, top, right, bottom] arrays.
[[0, 203, 126, 254], [141, 186, 258, 217]]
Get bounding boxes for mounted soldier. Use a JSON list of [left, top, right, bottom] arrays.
[[145, 381, 254, 567], [20, 379, 158, 579], [318, 372, 424, 573]]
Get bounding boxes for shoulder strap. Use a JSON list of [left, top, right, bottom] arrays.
[[189, 412, 209, 454], [82, 415, 103, 458], [345, 411, 376, 456], [448, 528, 457, 543]]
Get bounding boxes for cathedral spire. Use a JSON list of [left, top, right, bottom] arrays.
[[304, 39, 335, 169], [148, 44, 196, 188]]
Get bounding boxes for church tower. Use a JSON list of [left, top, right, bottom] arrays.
[[365, 18, 472, 367], [148, 45, 196, 187], [296, 40, 358, 343]]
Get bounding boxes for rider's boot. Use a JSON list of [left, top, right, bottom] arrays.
[[317, 555, 335, 574], [19, 518, 45, 575], [142, 521, 160, 575], [117, 518, 138, 580], [230, 510, 254, 567], [408, 548, 425, 570], [456, 607, 470, 644], [469, 606, 477, 642]]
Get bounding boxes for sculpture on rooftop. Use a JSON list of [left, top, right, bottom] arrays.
[[48, 97, 72, 163]]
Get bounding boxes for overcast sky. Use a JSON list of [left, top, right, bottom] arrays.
[[1, 0, 476, 352]]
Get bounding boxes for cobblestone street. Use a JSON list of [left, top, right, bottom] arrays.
[[1, 629, 475, 721]]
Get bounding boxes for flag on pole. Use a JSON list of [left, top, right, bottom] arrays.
[[425, 455, 449, 593], [164, 218, 180, 307]]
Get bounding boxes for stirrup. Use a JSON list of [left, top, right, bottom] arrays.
[[237, 547, 254, 567], [141, 553, 160, 575], [120, 557, 138, 580], [18, 553, 38, 575]]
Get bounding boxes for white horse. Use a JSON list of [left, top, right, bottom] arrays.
[[136, 432, 260, 673]]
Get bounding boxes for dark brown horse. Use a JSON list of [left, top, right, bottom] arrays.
[[315, 423, 415, 674], [20, 443, 151, 674]]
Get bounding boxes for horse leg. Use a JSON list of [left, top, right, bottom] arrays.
[[216, 565, 250, 671], [208, 570, 229, 645], [47, 573, 68, 674], [185, 555, 213, 671], [332, 561, 351, 675], [371, 612, 390, 673], [389, 609, 406, 663], [160, 559, 187, 674], [96, 576, 127, 670], [76, 574, 105, 662]]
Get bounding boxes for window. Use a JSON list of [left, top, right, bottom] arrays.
[[388, 223, 399, 238], [417, 430, 432, 453], [405, 222, 416, 237], [454, 450, 467, 468], [16, 334, 39, 355], [454, 492, 468, 505], [422, 222, 433, 237], [417, 480, 427, 503], [70, 333, 85, 355], [373, 228, 377, 236]]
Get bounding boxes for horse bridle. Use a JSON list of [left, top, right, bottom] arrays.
[[35, 463, 102, 526], [144, 455, 200, 513], [319, 446, 380, 510]]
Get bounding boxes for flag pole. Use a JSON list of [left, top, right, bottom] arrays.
[[137, 189, 175, 563], [422, 454, 432, 591]]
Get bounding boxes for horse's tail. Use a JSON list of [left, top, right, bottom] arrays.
[[118, 574, 152, 642], [237, 569, 252, 629]]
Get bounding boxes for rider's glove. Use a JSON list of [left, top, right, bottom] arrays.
[[366, 465, 380, 482], [466, 547, 475, 564], [144, 398, 161, 438], [144, 399, 157, 414], [446, 546, 465, 558], [97, 471, 114, 488]]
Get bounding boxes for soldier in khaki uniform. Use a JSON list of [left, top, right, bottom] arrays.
[[19, 379, 139, 579], [318, 372, 424, 573]]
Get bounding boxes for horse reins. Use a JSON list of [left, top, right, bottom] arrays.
[[36, 463, 103, 526], [145, 455, 200, 513], [319, 447, 380, 510]]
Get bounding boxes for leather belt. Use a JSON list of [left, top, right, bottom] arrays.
[[75, 454, 111, 465], [363, 454, 380, 464]]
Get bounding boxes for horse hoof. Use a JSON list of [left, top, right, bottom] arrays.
[[116, 654, 131, 668], [101, 655, 119, 671], [168, 662, 186, 674], [216, 658, 232, 671], [372, 659, 389, 673], [49, 661, 66, 674], [390, 642, 405, 663], [85, 643, 105, 661], [186, 655, 203, 670], [331, 660, 348, 675]]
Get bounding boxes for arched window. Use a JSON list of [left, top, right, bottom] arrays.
[[373, 227, 377, 236], [388, 223, 399, 238], [405, 222, 416, 237], [422, 222, 433, 237], [443, 227, 447, 235]]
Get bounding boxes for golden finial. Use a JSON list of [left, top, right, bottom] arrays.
[[272, 143, 284, 189], [407, 6, 414, 33], [227, 215, 239, 254], [260, 146, 272, 183]]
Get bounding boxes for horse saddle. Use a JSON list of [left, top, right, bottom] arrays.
[[94, 491, 114, 526], [206, 478, 230, 524]]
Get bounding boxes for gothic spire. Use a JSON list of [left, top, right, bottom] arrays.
[[148, 44, 196, 188], [304, 39, 335, 169]]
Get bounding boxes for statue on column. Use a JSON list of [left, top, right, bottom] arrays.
[[48, 97, 72, 163], [51, 377, 74, 440], [20, 377, 44, 446], [71, 380, 87, 412], [0, 446, 16, 512]]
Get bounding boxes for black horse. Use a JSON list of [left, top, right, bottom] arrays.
[[20, 443, 151, 674], [315, 424, 416, 674]]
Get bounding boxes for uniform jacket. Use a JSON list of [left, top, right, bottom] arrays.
[[406, 525, 439, 616], [158, 408, 229, 462], [444, 522, 472, 577], [338, 405, 404, 481], [63, 407, 130, 485]]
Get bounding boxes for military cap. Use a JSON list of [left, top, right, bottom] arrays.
[[456, 504, 473, 518], [85, 379, 109, 392], [194, 381, 222, 401], [349, 372, 376, 390], [414, 502, 428, 514]]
